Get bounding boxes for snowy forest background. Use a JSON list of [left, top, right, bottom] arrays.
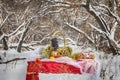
[[0, 0, 120, 80]]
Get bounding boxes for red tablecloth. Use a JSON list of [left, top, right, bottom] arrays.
[[26, 59, 98, 80]]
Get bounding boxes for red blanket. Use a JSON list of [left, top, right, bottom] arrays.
[[26, 60, 98, 80]]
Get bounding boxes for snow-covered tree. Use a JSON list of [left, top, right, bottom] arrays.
[[46, 0, 120, 55], [0, 0, 60, 52]]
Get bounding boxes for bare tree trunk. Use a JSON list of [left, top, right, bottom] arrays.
[[0, 30, 8, 50], [105, 35, 119, 55], [17, 26, 29, 53], [2, 37, 8, 50]]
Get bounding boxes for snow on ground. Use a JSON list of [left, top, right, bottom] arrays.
[[0, 45, 120, 80], [98, 53, 120, 80], [0, 49, 27, 80], [39, 73, 95, 80]]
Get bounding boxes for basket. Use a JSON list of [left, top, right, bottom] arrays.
[[42, 31, 72, 58]]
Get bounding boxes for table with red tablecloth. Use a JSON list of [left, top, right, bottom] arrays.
[[26, 59, 99, 80]]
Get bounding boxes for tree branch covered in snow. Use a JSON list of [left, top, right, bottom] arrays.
[[0, 14, 10, 29], [79, 0, 120, 55], [99, 4, 120, 24], [65, 22, 94, 43], [88, 23, 107, 34]]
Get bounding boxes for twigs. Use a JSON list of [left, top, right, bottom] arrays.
[[0, 58, 26, 64]]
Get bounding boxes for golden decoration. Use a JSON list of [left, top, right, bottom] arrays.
[[42, 30, 72, 58]]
